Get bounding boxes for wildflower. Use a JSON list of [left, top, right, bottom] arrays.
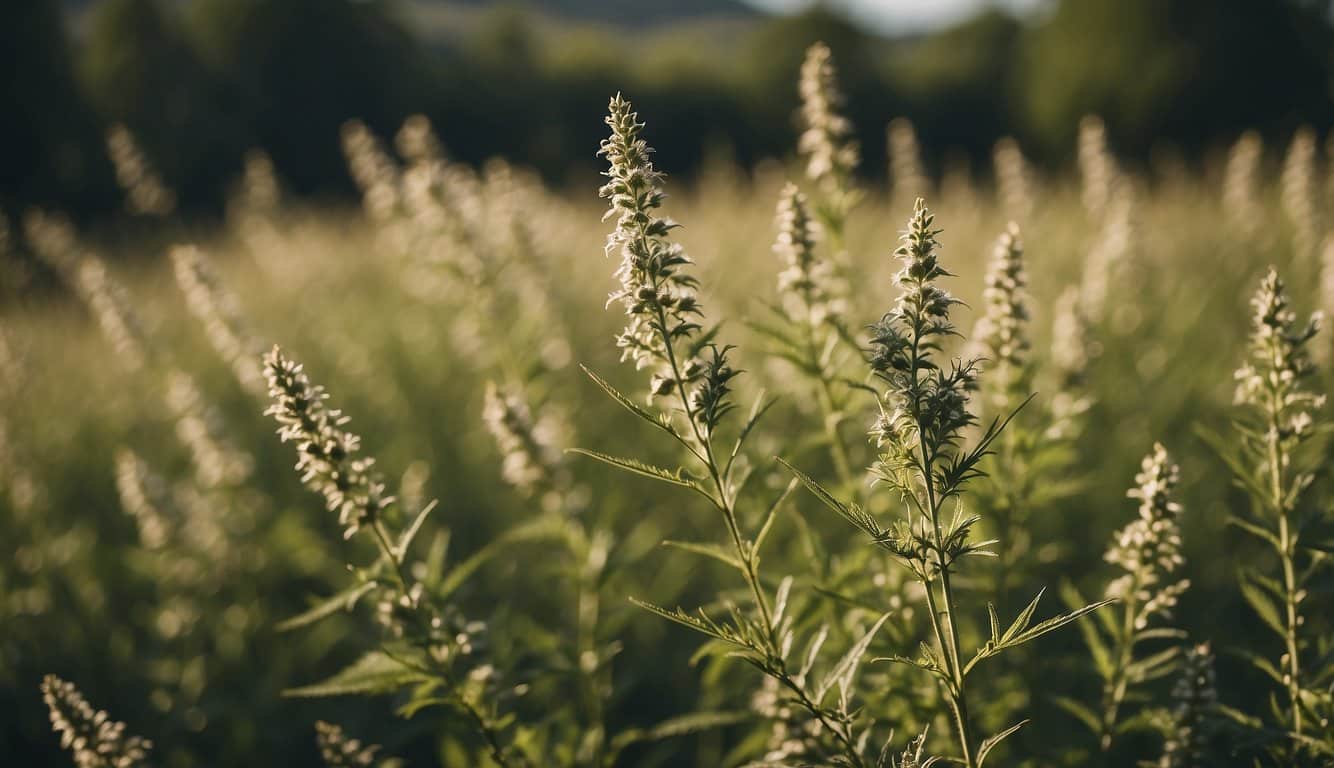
[[1105, 444, 1189, 629], [798, 42, 859, 216], [482, 381, 563, 497], [868, 198, 974, 475], [1227, 267, 1324, 746], [240, 150, 280, 212], [114, 449, 173, 550], [599, 93, 704, 398], [1223, 130, 1263, 230], [888, 118, 928, 203], [1081, 182, 1136, 324], [1281, 125, 1320, 257], [106, 123, 175, 217], [972, 223, 1030, 408], [773, 182, 844, 326], [41, 675, 152, 768], [76, 258, 148, 370], [395, 114, 445, 165], [1233, 268, 1324, 439], [1157, 644, 1218, 768], [1077, 115, 1118, 220], [171, 246, 265, 396], [23, 209, 81, 279], [263, 346, 391, 539], [315, 721, 383, 768], [341, 120, 401, 224], [993, 136, 1034, 221], [166, 370, 255, 489]]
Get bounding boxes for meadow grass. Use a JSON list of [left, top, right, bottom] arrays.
[[1, 48, 1332, 765]]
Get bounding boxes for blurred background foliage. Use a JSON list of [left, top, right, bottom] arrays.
[[2, 0, 1331, 222]]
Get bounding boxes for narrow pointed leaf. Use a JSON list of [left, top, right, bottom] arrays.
[[568, 449, 712, 501]]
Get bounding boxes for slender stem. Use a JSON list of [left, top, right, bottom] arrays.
[[650, 290, 771, 633], [1098, 575, 1141, 754], [573, 527, 607, 765], [1268, 428, 1303, 738], [369, 519, 411, 596], [919, 441, 976, 768]]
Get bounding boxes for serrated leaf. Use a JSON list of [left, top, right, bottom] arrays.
[[568, 449, 713, 501], [662, 539, 743, 571], [1004, 589, 1047, 643], [778, 457, 886, 545], [1009, 598, 1115, 648], [580, 365, 680, 440], [277, 581, 378, 632], [284, 651, 429, 698], [976, 720, 1028, 766]]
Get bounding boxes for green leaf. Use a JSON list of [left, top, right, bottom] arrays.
[[1232, 648, 1283, 685], [395, 499, 439, 562], [727, 391, 777, 475], [969, 592, 1114, 674], [661, 540, 743, 571], [1198, 426, 1272, 502], [778, 457, 887, 546], [816, 612, 892, 707], [1003, 589, 1047, 644], [567, 449, 713, 501], [1052, 696, 1102, 736], [977, 720, 1028, 766], [754, 477, 798, 556], [1238, 573, 1287, 637], [630, 598, 737, 647], [580, 365, 681, 440], [1009, 598, 1115, 648], [1227, 513, 1280, 548], [440, 516, 567, 597], [276, 581, 378, 632], [1125, 646, 1182, 683], [1060, 581, 1114, 680], [771, 576, 795, 627], [607, 710, 751, 761], [284, 651, 429, 698]]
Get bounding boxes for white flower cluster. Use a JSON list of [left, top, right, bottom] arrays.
[[1105, 443, 1189, 629], [42, 675, 152, 768], [264, 346, 390, 539]]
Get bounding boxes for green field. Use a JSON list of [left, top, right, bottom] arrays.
[[3, 55, 1333, 766]]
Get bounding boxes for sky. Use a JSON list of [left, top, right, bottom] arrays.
[[743, 0, 1046, 34]]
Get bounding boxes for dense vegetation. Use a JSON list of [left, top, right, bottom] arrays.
[[3, 36, 1334, 768]]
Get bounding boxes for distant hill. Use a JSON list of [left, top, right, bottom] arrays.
[[60, 0, 761, 25], [431, 0, 760, 27]]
